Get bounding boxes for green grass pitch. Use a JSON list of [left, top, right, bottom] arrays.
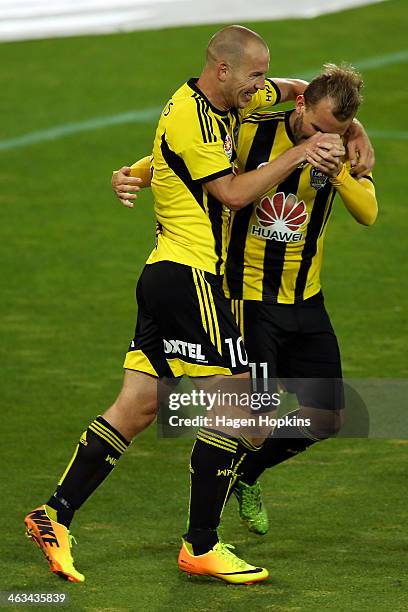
[[1, 0, 407, 610]]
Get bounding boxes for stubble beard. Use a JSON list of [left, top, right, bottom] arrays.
[[293, 114, 304, 144]]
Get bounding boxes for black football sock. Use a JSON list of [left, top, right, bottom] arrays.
[[46, 416, 130, 527], [186, 428, 238, 555], [226, 435, 263, 501], [239, 411, 321, 486]]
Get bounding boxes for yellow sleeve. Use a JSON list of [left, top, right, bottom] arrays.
[[181, 142, 233, 183], [166, 102, 232, 183], [130, 155, 153, 187], [330, 164, 378, 226], [241, 78, 281, 118]]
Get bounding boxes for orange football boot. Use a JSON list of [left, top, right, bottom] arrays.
[[25, 506, 84, 583], [178, 539, 268, 584]]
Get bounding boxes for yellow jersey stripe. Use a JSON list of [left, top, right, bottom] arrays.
[[243, 112, 286, 124], [318, 191, 336, 238], [225, 110, 350, 303], [200, 98, 217, 143], [193, 94, 213, 143]]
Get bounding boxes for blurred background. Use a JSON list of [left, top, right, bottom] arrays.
[[1, 0, 407, 609]]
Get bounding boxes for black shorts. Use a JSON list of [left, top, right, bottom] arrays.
[[231, 292, 344, 410], [124, 262, 249, 378]]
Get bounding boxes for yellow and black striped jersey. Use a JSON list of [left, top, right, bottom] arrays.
[[146, 78, 280, 275], [224, 110, 374, 303]]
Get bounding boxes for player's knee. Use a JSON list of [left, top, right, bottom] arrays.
[[308, 408, 344, 438], [334, 408, 345, 433], [138, 400, 158, 426], [104, 392, 158, 438], [125, 395, 158, 424]]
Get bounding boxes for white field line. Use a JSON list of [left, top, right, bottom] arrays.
[[1, 49, 407, 152]]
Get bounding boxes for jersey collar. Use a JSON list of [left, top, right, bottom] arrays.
[[187, 78, 230, 116], [284, 110, 297, 144]]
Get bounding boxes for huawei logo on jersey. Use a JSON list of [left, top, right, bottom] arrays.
[[252, 192, 308, 242], [256, 193, 308, 229]]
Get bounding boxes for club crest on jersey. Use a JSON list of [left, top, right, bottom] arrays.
[[310, 167, 328, 190], [251, 192, 308, 243], [223, 134, 233, 160]]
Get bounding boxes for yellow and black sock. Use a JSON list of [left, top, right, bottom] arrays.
[[239, 411, 320, 486], [46, 416, 129, 527], [225, 435, 262, 500], [186, 428, 238, 555]]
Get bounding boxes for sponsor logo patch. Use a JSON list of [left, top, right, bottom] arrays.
[[163, 339, 207, 362], [251, 192, 308, 242]]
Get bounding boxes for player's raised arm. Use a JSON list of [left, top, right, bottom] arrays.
[[346, 119, 375, 178], [306, 147, 377, 226], [305, 136, 377, 226], [272, 78, 309, 102], [330, 165, 378, 226]]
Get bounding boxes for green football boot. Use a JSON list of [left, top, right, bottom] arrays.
[[233, 480, 269, 536]]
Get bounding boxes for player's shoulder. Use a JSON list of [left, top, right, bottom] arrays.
[[239, 78, 281, 118], [165, 80, 208, 114], [164, 79, 221, 145], [241, 110, 287, 125], [264, 78, 282, 103], [161, 80, 196, 120]]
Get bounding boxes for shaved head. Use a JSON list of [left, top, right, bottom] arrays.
[[198, 24, 270, 110], [206, 25, 269, 68]]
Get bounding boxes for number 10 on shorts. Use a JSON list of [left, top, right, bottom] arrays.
[[224, 337, 248, 368]]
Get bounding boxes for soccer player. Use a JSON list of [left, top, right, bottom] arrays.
[[114, 65, 377, 538], [24, 25, 344, 586], [225, 63, 378, 535]]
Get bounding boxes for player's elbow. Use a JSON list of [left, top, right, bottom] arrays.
[[205, 176, 251, 210], [367, 204, 378, 225], [361, 214, 377, 227], [205, 173, 252, 211], [358, 204, 378, 226], [222, 193, 250, 211]]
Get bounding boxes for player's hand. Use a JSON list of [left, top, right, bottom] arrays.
[[307, 152, 344, 177], [111, 166, 142, 209], [304, 133, 345, 176], [346, 119, 375, 178]]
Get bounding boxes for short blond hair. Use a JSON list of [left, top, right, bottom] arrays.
[[304, 63, 363, 120]]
